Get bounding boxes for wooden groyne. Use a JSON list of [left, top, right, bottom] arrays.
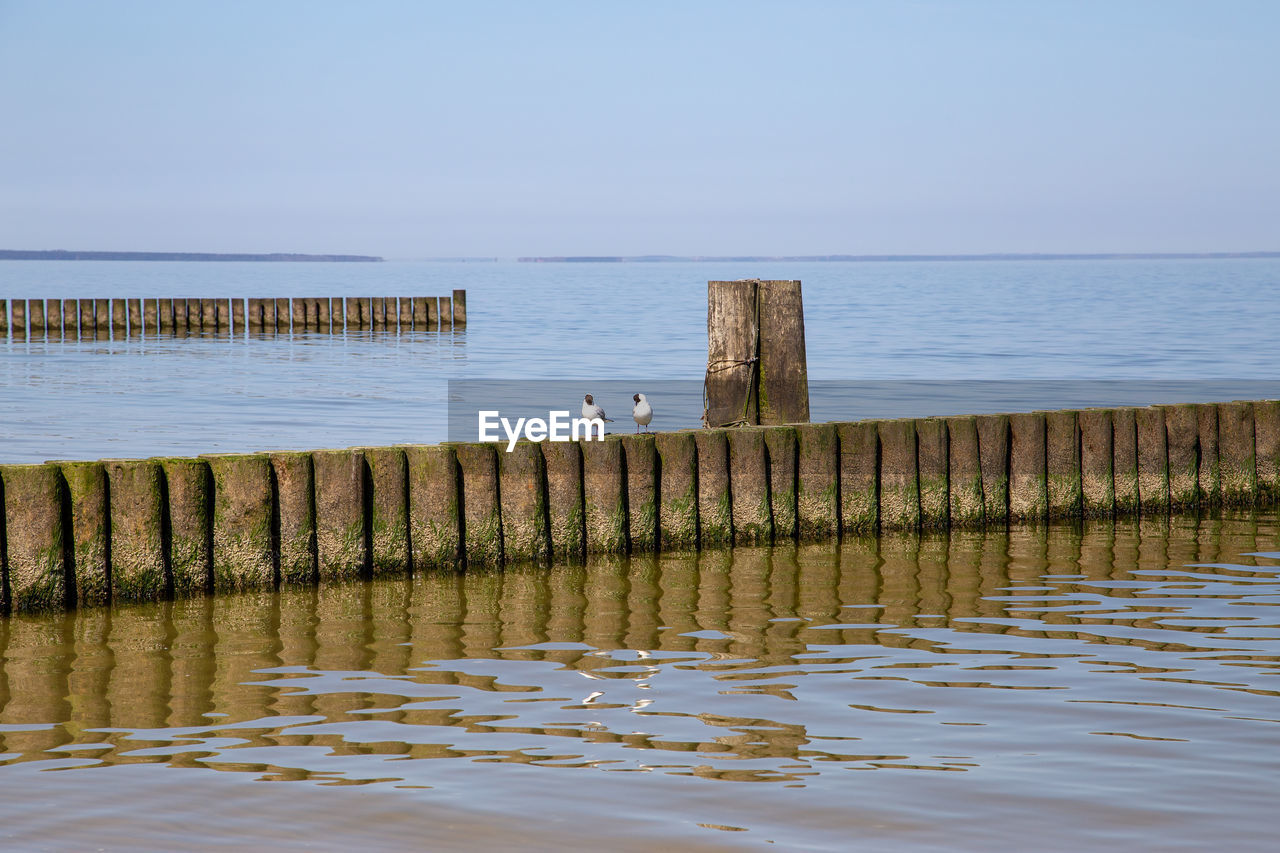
[[0, 291, 466, 337], [1, 399, 1278, 614]]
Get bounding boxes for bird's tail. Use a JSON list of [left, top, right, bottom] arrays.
[[604, 417, 614, 422]]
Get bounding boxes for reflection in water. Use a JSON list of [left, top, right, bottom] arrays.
[[1, 513, 1278, 849]]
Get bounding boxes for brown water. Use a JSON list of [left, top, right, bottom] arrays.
[[1, 513, 1278, 851]]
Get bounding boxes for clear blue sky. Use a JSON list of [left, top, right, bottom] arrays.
[[1, 0, 1276, 258]]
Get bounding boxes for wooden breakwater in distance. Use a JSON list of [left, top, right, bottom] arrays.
[[0, 291, 466, 338], [2, 399, 1279, 614]]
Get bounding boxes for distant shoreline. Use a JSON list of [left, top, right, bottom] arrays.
[[517, 252, 1280, 263], [0, 250, 383, 262]]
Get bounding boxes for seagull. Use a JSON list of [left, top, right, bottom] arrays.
[[582, 394, 613, 422], [632, 393, 653, 433]]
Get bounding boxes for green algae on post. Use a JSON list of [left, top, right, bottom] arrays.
[[975, 413, 1009, 524], [202, 454, 274, 590], [1161, 404, 1200, 508], [361, 447, 409, 575], [877, 419, 919, 531], [1009, 412, 1047, 522], [57, 460, 110, 606], [946, 416, 984, 527], [916, 418, 950, 529], [0, 464, 68, 612], [1135, 407, 1169, 511], [655, 431, 698, 550], [1045, 409, 1082, 518], [454, 442, 504, 566], [795, 422, 838, 539], [764, 426, 799, 540], [1079, 409, 1115, 517], [155, 457, 213, 596], [498, 441, 549, 564], [313, 448, 369, 580], [1195, 403, 1220, 506], [1253, 400, 1280, 505], [270, 451, 317, 584], [621, 434, 658, 552], [581, 436, 628, 554], [1111, 408, 1140, 514], [403, 444, 462, 570], [104, 459, 168, 601], [727, 428, 771, 545], [694, 429, 733, 547], [540, 439, 584, 561], [1218, 401, 1256, 506]]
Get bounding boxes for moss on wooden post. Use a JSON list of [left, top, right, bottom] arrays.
[[916, 418, 949, 529], [271, 451, 317, 585], [541, 439, 584, 560], [655, 431, 698, 550], [57, 461, 110, 606], [727, 429, 771, 545], [1196, 403, 1220, 506], [1162, 404, 1200, 508], [155, 457, 213, 596], [202, 454, 274, 590], [454, 443, 504, 565], [104, 459, 167, 600], [1079, 409, 1115, 517], [498, 441, 549, 564], [1112, 408, 1140, 514], [582, 436, 628, 554], [1253, 400, 1280, 506], [1135, 407, 1169, 512], [765, 426, 799, 540], [1045, 409, 1082, 518], [878, 419, 919, 531], [694, 429, 732, 547], [975, 413, 1009, 525], [621, 434, 659, 552], [946, 416, 984, 527], [452, 289, 467, 326], [313, 448, 369, 579], [0, 464, 68, 612], [361, 447, 410, 575], [1009, 412, 1047, 522], [795, 422, 838, 539], [1218, 401, 1256, 506], [403, 444, 461, 570]]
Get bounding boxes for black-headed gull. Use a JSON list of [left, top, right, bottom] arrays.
[[582, 394, 613, 422], [632, 393, 653, 433]]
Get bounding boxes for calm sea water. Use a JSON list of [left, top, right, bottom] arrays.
[[0, 515, 1277, 850], [2, 258, 1279, 462]]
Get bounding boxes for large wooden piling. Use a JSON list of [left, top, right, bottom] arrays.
[[155, 457, 213, 596], [313, 449, 369, 579], [581, 437, 628, 553], [694, 429, 732, 547], [1009, 412, 1047, 522], [28, 299, 46, 334], [541, 440, 584, 560], [975, 414, 1010, 525], [1079, 409, 1115, 516], [143, 298, 158, 332], [0, 464, 68, 612], [705, 281, 758, 428], [1045, 410, 1082, 518], [57, 461, 110, 606], [201, 299, 217, 330], [0, 299, 7, 335], [202, 454, 274, 590], [622, 434, 659, 552], [186, 298, 202, 332], [330, 297, 344, 330], [403, 444, 462, 569], [917, 418, 950, 528], [127, 299, 142, 333], [655, 431, 698, 550], [270, 451, 317, 585], [498, 442, 549, 563], [795, 422, 838, 538], [291, 298, 307, 330], [439, 296, 453, 327], [454, 443, 504, 565], [878, 419, 919, 531], [317, 298, 331, 330], [213, 299, 231, 331], [64, 299, 79, 335], [765, 426, 800, 540], [104, 459, 167, 600], [1196, 403, 1221, 506], [173, 298, 189, 332], [412, 297, 429, 330], [756, 280, 808, 424], [11, 299, 27, 336], [727, 429, 771, 544], [231, 298, 244, 332], [362, 447, 410, 574], [110, 298, 126, 335], [370, 297, 386, 329], [1112, 407, 1140, 513], [275, 298, 290, 331], [1218, 401, 1256, 505], [426, 297, 439, 329], [47, 299, 62, 334], [156, 298, 172, 333]]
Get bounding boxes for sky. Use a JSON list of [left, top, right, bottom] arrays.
[[1, 0, 1277, 259]]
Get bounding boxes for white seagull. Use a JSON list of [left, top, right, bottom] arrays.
[[582, 394, 613, 422], [632, 393, 653, 433]]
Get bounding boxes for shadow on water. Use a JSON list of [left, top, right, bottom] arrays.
[[0, 511, 1278, 849]]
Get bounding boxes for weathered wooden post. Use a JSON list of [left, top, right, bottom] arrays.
[[705, 279, 808, 427], [453, 289, 467, 326]]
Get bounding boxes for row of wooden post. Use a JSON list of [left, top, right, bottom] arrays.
[[1, 400, 1277, 614], [0, 292, 466, 337]]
